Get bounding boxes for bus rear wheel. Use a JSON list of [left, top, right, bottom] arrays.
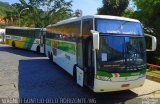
[[12, 41, 16, 48]]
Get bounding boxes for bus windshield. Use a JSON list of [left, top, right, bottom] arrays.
[[97, 35, 146, 73], [96, 19, 143, 36]]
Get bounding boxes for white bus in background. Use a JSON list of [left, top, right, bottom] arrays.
[[0, 29, 5, 42], [5, 27, 46, 53]]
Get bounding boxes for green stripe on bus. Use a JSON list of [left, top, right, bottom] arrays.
[[46, 38, 76, 55], [24, 38, 35, 49], [96, 69, 146, 78], [96, 71, 113, 77], [57, 41, 76, 55], [119, 69, 146, 77]]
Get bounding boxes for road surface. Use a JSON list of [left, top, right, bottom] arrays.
[[0, 44, 160, 104]]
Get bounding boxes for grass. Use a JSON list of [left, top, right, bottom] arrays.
[[147, 71, 160, 76], [146, 70, 160, 83]]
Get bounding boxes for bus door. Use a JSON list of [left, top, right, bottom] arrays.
[[40, 29, 46, 53], [84, 37, 95, 88], [40, 32, 44, 45]]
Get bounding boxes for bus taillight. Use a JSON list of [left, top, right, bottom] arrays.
[[121, 84, 130, 88]]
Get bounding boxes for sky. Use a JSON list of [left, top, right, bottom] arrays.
[[0, 0, 102, 15]]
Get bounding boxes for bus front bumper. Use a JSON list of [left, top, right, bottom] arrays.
[[93, 76, 145, 92]]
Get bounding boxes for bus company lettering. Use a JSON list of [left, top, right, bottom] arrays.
[[51, 40, 58, 48], [51, 40, 54, 47]]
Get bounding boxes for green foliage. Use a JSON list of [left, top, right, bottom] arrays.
[[0, 7, 7, 17], [134, 0, 160, 35], [0, 1, 13, 17], [98, 0, 129, 16], [132, 0, 160, 65], [122, 8, 135, 17], [0, 1, 12, 10], [21, 0, 73, 27], [2, 0, 72, 28], [19, 0, 28, 6]]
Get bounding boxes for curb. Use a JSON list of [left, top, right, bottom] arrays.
[[146, 74, 160, 83]]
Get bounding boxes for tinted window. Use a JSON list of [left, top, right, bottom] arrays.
[[96, 19, 143, 36]]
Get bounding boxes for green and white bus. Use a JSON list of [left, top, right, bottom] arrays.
[[45, 15, 157, 92], [5, 27, 46, 53]]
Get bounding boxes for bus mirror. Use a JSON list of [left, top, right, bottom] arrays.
[[144, 33, 157, 51], [91, 30, 99, 50]]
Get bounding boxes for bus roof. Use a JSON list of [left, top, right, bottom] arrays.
[[5, 26, 42, 30], [47, 15, 140, 27]]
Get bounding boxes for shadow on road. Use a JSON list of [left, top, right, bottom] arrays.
[[0, 45, 44, 57], [18, 59, 138, 104], [92, 90, 138, 104]]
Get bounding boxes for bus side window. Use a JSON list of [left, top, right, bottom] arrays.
[[82, 19, 93, 36]]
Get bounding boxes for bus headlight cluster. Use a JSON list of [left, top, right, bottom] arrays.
[[96, 75, 111, 81]]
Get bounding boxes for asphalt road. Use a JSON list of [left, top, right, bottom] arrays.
[[0, 44, 160, 104]]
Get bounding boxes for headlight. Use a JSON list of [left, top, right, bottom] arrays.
[[96, 75, 111, 81]]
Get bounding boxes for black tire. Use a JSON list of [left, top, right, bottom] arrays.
[[12, 41, 16, 48], [36, 46, 40, 53]]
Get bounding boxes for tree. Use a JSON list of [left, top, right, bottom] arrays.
[[98, 0, 129, 16], [0, 1, 18, 26], [8, 0, 73, 27], [40, 0, 73, 26], [122, 8, 135, 17], [133, 0, 160, 36], [132, 0, 160, 65]]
